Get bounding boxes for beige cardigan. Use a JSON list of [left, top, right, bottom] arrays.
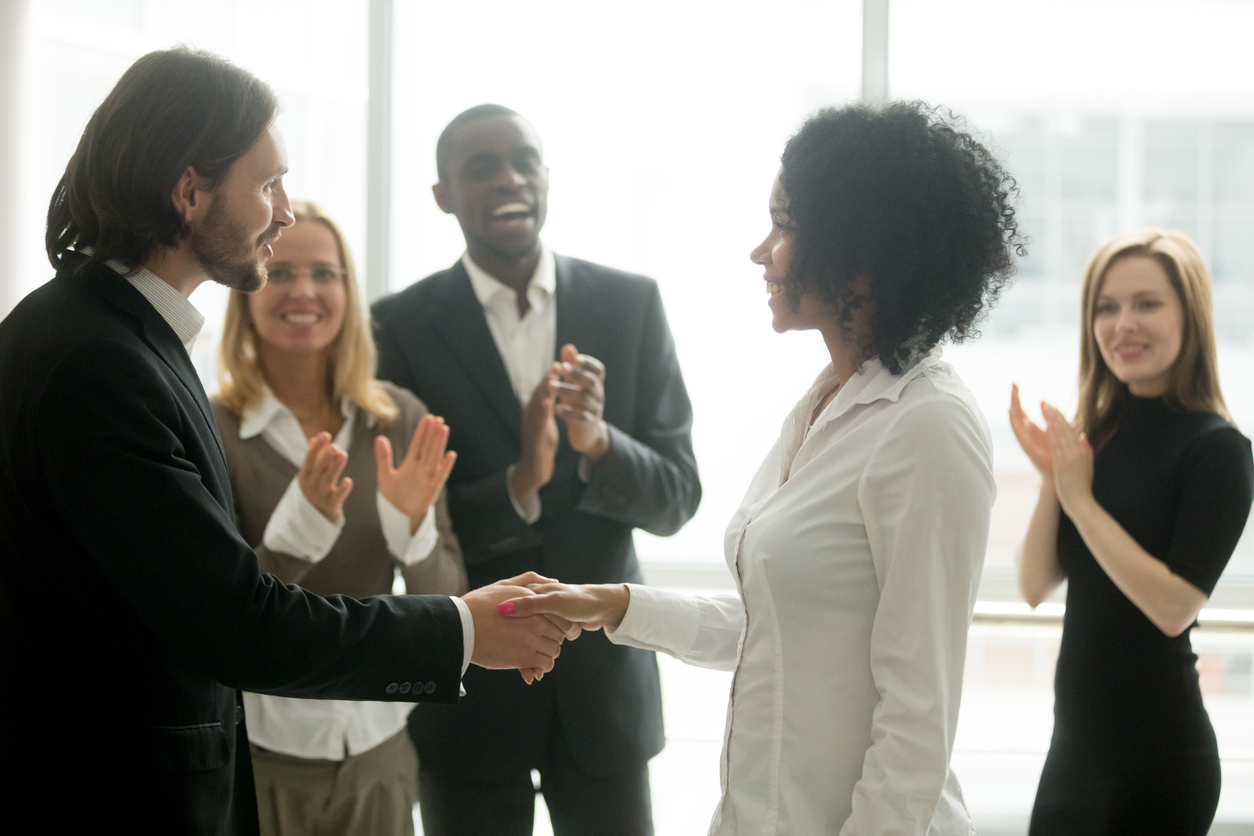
[[211, 382, 467, 601]]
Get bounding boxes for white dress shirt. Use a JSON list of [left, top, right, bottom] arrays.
[[607, 349, 995, 835], [109, 260, 204, 351], [240, 388, 439, 568], [239, 390, 467, 759], [463, 248, 557, 523]]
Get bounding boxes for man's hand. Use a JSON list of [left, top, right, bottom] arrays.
[[298, 432, 353, 523], [375, 414, 457, 534], [510, 373, 559, 505], [554, 344, 610, 467], [463, 573, 571, 681]]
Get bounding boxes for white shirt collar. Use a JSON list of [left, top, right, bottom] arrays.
[[792, 345, 946, 442], [106, 260, 205, 352], [238, 386, 362, 440], [462, 246, 556, 314]]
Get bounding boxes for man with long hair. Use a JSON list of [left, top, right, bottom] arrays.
[[0, 48, 567, 835]]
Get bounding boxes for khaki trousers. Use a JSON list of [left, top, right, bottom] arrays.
[[250, 729, 418, 836]]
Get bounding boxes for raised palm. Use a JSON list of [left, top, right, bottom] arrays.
[[375, 414, 457, 533], [1009, 384, 1053, 477]]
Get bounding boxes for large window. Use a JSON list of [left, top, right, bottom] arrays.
[[890, 3, 1254, 831], [14, 1, 1254, 832], [25, 0, 370, 389]]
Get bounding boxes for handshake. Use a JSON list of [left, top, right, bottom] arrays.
[[461, 573, 632, 684]]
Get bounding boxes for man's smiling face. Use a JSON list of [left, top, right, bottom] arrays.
[[434, 114, 549, 262]]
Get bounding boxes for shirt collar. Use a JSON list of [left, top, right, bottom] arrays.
[[462, 246, 556, 313], [847, 345, 944, 407], [106, 260, 205, 352], [794, 345, 945, 438], [238, 386, 360, 440]]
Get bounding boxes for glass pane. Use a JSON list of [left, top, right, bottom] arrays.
[[890, 0, 1254, 596], [391, 0, 863, 565], [27, 0, 369, 388]]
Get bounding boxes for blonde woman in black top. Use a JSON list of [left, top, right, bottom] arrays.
[[1011, 229, 1254, 835]]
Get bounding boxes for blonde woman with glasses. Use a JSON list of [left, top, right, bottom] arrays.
[[213, 200, 467, 836], [1011, 230, 1253, 835]]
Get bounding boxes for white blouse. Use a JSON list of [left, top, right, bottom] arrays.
[[239, 391, 440, 760], [609, 349, 994, 835]]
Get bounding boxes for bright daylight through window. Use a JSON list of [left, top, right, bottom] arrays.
[[10, 1, 1254, 834]]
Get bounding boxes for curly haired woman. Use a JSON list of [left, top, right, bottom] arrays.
[[496, 101, 1024, 835]]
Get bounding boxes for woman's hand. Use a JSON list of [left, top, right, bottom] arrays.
[[1009, 384, 1052, 477], [498, 582, 631, 633], [1043, 402, 1095, 518], [299, 432, 353, 523], [376, 415, 458, 534], [462, 572, 579, 684]]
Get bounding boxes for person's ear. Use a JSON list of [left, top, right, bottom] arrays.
[[432, 182, 454, 215], [171, 166, 213, 225]]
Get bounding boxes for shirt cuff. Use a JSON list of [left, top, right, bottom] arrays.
[[504, 463, 542, 524], [451, 595, 474, 696], [606, 583, 700, 654], [577, 455, 592, 484], [262, 476, 343, 562], [376, 493, 438, 566]]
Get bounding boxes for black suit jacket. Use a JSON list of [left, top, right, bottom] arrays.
[[0, 259, 464, 835], [372, 255, 701, 780]]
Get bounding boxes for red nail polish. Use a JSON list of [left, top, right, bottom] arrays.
[[497, 601, 516, 615]]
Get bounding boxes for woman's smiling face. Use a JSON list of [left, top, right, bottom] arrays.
[[248, 217, 347, 358], [750, 170, 830, 334], [1093, 254, 1186, 397]]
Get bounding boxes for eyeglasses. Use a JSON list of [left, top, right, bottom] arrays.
[[266, 263, 346, 285]]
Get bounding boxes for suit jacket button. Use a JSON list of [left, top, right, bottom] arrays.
[[424, 682, 436, 695], [399, 682, 412, 694], [386, 682, 399, 695]]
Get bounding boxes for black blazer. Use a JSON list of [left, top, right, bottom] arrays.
[[372, 255, 701, 780], [0, 259, 464, 835]]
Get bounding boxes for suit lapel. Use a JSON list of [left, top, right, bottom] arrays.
[[80, 263, 228, 465], [554, 256, 597, 358], [430, 262, 522, 437]]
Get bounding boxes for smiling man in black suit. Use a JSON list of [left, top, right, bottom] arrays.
[[0, 53, 569, 836], [371, 105, 702, 836]]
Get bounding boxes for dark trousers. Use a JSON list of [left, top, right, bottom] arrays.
[[416, 713, 653, 836]]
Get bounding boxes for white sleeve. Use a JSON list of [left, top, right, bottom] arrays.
[[605, 584, 745, 672], [505, 463, 541, 523], [450, 595, 473, 698], [376, 492, 439, 566], [841, 395, 994, 836], [261, 476, 344, 562]]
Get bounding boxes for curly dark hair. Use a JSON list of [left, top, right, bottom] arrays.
[[779, 101, 1025, 372]]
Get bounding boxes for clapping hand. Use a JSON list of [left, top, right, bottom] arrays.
[[554, 344, 611, 466], [510, 372, 560, 504], [375, 414, 457, 534], [299, 432, 353, 523], [1009, 384, 1052, 477], [1042, 402, 1095, 518]]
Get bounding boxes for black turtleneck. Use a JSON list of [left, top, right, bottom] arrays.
[[1054, 396, 1253, 747]]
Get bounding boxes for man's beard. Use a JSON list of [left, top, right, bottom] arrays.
[[189, 196, 278, 292]]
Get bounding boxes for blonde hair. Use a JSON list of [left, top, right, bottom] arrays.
[[1077, 228, 1229, 449], [216, 199, 398, 426]]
